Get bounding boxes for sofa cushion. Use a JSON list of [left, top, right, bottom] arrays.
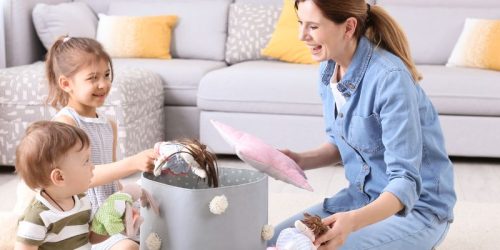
[[96, 14, 178, 59], [379, 1, 500, 65], [113, 59, 227, 106], [419, 65, 500, 116], [3, 0, 70, 67], [225, 2, 281, 64], [198, 61, 321, 116], [32, 2, 98, 49], [261, 0, 316, 64], [447, 18, 500, 71], [107, 0, 231, 61]]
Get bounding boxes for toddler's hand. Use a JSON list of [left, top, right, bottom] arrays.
[[129, 149, 158, 173]]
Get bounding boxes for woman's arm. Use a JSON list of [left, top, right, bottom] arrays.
[[283, 142, 342, 170]]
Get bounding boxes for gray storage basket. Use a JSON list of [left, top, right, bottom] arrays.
[[140, 167, 268, 250]]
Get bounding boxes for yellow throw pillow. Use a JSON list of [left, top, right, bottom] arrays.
[[96, 14, 177, 59], [447, 18, 500, 71], [261, 0, 316, 64]]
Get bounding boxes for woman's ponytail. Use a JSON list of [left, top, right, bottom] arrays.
[[365, 5, 422, 82]]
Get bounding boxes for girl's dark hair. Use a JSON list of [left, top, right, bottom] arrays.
[[45, 36, 114, 109], [15, 121, 90, 189], [295, 0, 421, 82]]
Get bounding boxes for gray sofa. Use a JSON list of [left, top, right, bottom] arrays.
[[1, 0, 500, 167]]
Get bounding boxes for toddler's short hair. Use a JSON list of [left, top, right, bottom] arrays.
[[15, 121, 90, 190]]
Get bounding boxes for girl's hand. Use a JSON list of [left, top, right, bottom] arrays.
[[128, 149, 158, 173], [315, 211, 358, 250]]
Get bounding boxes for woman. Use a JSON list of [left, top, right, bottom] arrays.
[[270, 1, 456, 249]]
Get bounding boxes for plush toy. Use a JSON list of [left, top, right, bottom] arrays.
[[273, 213, 329, 250], [91, 183, 158, 237], [153, 138, 219, 187], [0, 181, 36, 249], [211, 120, 313, 191]]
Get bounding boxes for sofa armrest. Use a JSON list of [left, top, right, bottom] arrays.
[[2, 0, 69, 67]]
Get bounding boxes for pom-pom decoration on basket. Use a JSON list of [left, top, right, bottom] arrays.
[[211, 120, 313, 191]]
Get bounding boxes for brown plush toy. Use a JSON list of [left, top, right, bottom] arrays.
[[273, 213, 330, 250]]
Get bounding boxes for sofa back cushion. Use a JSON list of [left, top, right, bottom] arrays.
[[106, 0, 231, 61], [96, 14, 178, 59], [378, 0, 500, 65], [225, 3, 281, 64], [32, 2, 98, 50], [2, 0, 70, 67]]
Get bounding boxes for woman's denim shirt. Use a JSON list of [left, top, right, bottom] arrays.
[[320, 37, 456, 222]]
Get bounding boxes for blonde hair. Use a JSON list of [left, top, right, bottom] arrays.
[[15, 121, 90, 190], [295, 0, 421, 82], [45, 36, 114, 109]]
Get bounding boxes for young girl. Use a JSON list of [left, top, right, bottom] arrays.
[[15, 121, 108, 249], [45, 36, 157, 250], [270, 0, 456, 249]]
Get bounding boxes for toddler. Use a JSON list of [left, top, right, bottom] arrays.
[[15, 121, 107, 249]]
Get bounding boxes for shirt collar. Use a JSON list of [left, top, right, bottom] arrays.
[[321, 36, 374, 98]]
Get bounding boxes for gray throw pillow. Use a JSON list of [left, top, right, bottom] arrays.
[[225, 3, 281, 65], [32, 2, 98, 50]]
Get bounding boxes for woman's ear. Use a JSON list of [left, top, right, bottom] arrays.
[[58, 75, 72, 93], [344, 17, 358, 39], [50, 168, 65, 186]]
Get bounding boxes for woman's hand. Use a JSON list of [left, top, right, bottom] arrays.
[[280, 148, 303, 166], [280, 143, 341, 170], [315, 211, 358, 250], [128, 148, 158, 173]]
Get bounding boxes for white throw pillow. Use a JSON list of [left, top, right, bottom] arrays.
[[32, 2, 98, 49]]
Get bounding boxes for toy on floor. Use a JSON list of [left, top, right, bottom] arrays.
[[273, 213, 329, 250], [153, 138, 219, 187], [211, 120, 313, 191], [91, 183, 159, 237]]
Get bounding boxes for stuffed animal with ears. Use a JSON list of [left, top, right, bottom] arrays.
[[273, 213, 329, 250], [153, 138, 219, 187], [91, 183, 159, 237]]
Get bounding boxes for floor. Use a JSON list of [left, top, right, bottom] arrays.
[[1, 156, 500, 249]]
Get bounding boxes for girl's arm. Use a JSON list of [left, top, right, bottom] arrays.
[[282, 142, 342, 170], [53, 115, 157, 188], [90, 152, 155, 187], [90, 119, 156, 187]]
